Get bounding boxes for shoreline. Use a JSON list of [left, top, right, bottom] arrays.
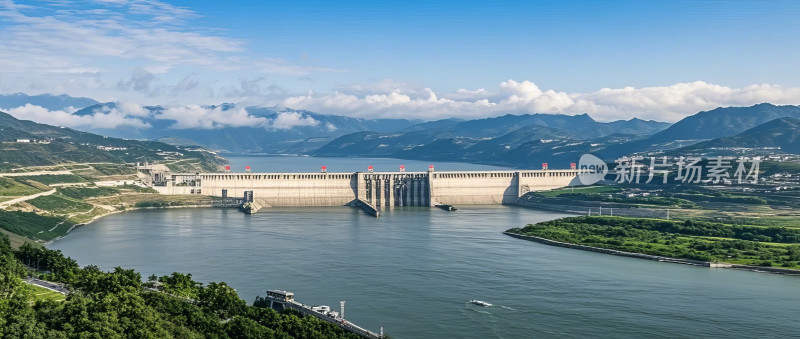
[[44, 203, 228, 245], [504, 231, 800, 276]]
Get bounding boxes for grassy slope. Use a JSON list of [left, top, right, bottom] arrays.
[[28, 195, 94, 214], [0, 177, 43, 196], [12, 174, 87, 185], [0, 142, 119, 171], [26, 283, 66, 302], [0, 228, 38, 248], [0, 210, 71, 240]]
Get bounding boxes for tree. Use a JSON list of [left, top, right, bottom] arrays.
[[0, 253, 27, 299], [787, 246, 800, 261], [198, 282, 246, 319], [158, 272, 202, 298], [0, 233, 11, 255], [0, 284, 48, 337], [224, 316, 276, 338]]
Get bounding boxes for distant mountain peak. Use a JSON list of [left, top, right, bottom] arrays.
[[0, 92, 99, 111]]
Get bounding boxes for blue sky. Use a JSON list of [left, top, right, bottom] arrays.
[[2, 0, 800, 127], [167, 0, 800, 91]]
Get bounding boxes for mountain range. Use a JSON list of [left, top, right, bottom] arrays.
[[2, 93, 800, 168], [594, 103, 800, 159], [315, 103, 800, 167], [0, 93, 98, 111], [312, 113, 668, 167]]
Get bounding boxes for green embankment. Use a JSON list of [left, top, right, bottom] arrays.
[[57, 187, 119, 199], [508, 216, 800, 268], [537, 185, 624, 197], [12, 174, 87, 185], [555, 193, 697, 208], [534, 185, 772, 209]]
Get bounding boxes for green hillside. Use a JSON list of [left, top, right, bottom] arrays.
[[681, 117, 800, 154], [0, 111, 224, 172]]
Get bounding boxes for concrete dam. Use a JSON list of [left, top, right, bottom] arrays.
[[143, 166, 582, 209]]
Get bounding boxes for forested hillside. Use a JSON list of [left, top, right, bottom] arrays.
[[0, 234, 364, 338]]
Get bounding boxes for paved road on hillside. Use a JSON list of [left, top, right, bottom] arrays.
[[0, 170, 73, 177], [24, 278, 69, 294]]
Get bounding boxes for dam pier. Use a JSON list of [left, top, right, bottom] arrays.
[[139, 164, 583, 215]]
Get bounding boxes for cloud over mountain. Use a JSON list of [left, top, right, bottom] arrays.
[[157, 105, 269, 129], [283, 80, 800, 122], [1, 100, 324, 131], [1, 103, 150, 129]]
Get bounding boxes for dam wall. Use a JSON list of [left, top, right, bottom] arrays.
[[429, 170, 581, 205], [153, 173, 357, 207], [149, 169, 582, 208]]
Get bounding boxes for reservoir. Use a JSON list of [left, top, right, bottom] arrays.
[[50, 157, 800, 338]]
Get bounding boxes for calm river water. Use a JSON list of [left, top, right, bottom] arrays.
[[50, 157, 800, 338]]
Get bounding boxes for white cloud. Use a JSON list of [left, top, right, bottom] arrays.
[[0, 1, 241, 73], [282, 80, 800, 122], [446, 88, 490, 100], [116, 67, 156, 93], [115, 101, 149, 117], [155, 105, 323, 130], [2, 103, 150, 129], [157, 105, 269, 129], [270, 111, 319, 130], [0, 0, 342, 101]]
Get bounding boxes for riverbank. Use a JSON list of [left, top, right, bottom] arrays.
[[506, 216, 800, 275]]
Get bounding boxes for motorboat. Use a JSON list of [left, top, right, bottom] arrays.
[[469, 300, 492, 307]]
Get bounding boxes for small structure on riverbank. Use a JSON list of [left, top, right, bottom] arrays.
[[264, 290, 383, 338]]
